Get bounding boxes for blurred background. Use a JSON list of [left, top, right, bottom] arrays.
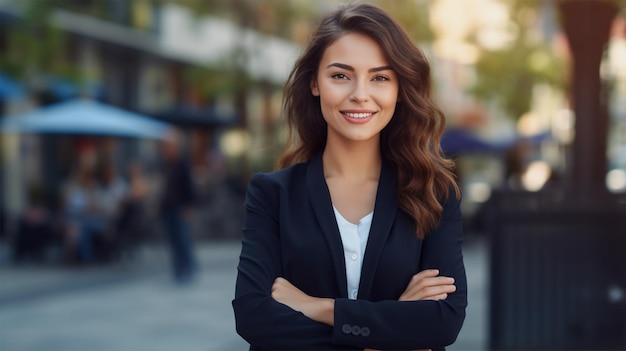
[[0, 0, 624, 350]]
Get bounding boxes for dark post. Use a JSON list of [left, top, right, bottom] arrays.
[[488, 3, 626, 350], [558, 0, 618, 189]]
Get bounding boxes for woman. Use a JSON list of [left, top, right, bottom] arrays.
[[233, 3, 467, 350]]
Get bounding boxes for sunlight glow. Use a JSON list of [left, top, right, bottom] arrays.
[[220, 129, 249, 158], [606, 169, 626, 192], [521, 161, 552, 191]]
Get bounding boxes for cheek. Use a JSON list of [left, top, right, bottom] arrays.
[[318, 85, 347, 107], [371, 85, 399, 106], [383, 87, 400, 106], [318, 96, 334, 123], [318, 79, 352, 97], [379, 94, 398, 124]]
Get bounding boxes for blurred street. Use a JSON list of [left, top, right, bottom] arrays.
[[0, 236, 487, 351], [0, 1, 624, 350], [0, 239, 249, 351]]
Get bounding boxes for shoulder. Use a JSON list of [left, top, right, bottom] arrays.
[[248, 161, 309, 190], [245, 161, 309, 205], [440, 185, 462, 220]]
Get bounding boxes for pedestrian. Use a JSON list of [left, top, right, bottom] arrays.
[[159, 128, 197, 283], [98, 161, 129, 230], [232, 3, 467, 351], [62, 162, 107, 264]]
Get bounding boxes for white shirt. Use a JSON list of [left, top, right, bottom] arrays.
[[333, 206, 373, 300]]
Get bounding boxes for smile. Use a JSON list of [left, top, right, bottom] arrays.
[[342, 112, 376, 119]]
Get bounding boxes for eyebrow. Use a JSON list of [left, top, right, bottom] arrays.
[[326, 62, 393, 73]]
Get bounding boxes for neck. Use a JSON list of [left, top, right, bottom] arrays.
[[322, 138, 381, 180]]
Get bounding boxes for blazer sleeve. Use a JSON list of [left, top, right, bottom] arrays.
[[232, 173, 353, 350], [331, 192, 467, 351]]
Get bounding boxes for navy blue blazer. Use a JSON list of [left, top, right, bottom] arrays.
[[233, 152, 467, 350]]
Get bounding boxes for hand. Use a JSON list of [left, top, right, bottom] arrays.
[[399, 269, 455, 302], [271, 277, 334, 325], [271, 277, 314, 312]]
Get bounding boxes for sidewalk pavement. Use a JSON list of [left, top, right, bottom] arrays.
[[0, 237, 487, 351]]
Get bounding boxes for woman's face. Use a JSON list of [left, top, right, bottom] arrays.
[[311, 32, 399, 145]]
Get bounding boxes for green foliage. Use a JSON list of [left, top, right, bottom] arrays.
[[467, 0, 568, 120], [165, 0, 317, 40], [183, 62, 251, 99], [0, 0, 80, 84], [371, 0, 433, 42], [470, 46, 563, 120]]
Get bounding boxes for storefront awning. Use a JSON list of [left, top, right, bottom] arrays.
[[1, 98, 173, 139]]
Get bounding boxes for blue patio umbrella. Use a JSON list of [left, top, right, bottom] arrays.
[[440, 128, 506, 155], [1, 99, 173, 139], [0, 72, 25, 101], [440, 128, 552, 156]]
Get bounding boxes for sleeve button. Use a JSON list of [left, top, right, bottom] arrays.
[[360, 327, 370, 337], [341, 324, 352, 335], [351, 325, 361, 335]]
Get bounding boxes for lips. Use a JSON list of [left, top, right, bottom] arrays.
[[343, 112, 374, 119], [341, 110, 377, 123]]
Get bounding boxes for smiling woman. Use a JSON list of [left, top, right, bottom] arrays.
[[232, 3, 467, 351], [311, 32, 399, 147]]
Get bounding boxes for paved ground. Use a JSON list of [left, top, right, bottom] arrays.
[[0, 237, 488, 351], [449, 236, 488, 351]]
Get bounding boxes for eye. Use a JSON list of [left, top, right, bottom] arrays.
[[372, 75, 390, 82], [331, 73, 349, 80]]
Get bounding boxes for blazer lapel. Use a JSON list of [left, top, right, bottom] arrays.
[[358, 159, 398, 299], [307, 152, 349, 298]]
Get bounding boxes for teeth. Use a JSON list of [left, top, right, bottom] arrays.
[[344, 112, 373, 119]]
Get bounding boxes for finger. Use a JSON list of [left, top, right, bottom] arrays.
[[272, 277, 289, 293], [408, 272, 454, 288], [406, 270, 439, 288], [423, 293, 448, 301], [274, 277, 287, 284], [404, 276, 455, 297], [400, 283, 456, 301], [411, 269, 440, 282], [400, 287, 453, 301], [416, 276, 455, 289], [418, 283, 456, 297]]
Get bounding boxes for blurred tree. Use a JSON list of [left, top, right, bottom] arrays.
[[0, 0, 80, 93], [467, 0, 624, 121], [371, 0, 433, 43], [467, 0, 568, 121], [175, 0, 316, 40], [169, 0, 318, 101], [163, 0, 320, 171]]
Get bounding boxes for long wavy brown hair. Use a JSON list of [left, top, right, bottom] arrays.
[[277, 3, 459, 239]]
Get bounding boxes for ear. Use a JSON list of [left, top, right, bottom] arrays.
[[310, 78, 320, 96]]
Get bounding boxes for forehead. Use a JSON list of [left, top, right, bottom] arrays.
[[319, 32, 389, 68]]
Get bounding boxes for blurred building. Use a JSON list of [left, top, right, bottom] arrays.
[[0, 0, 301, 239]]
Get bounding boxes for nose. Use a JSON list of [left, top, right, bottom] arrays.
[[349, 80, 369, 102]]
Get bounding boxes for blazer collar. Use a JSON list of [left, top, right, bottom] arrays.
[[358, 157, 397, 299], [307, 152, 348, 298], [306, 151, 398, 299]]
